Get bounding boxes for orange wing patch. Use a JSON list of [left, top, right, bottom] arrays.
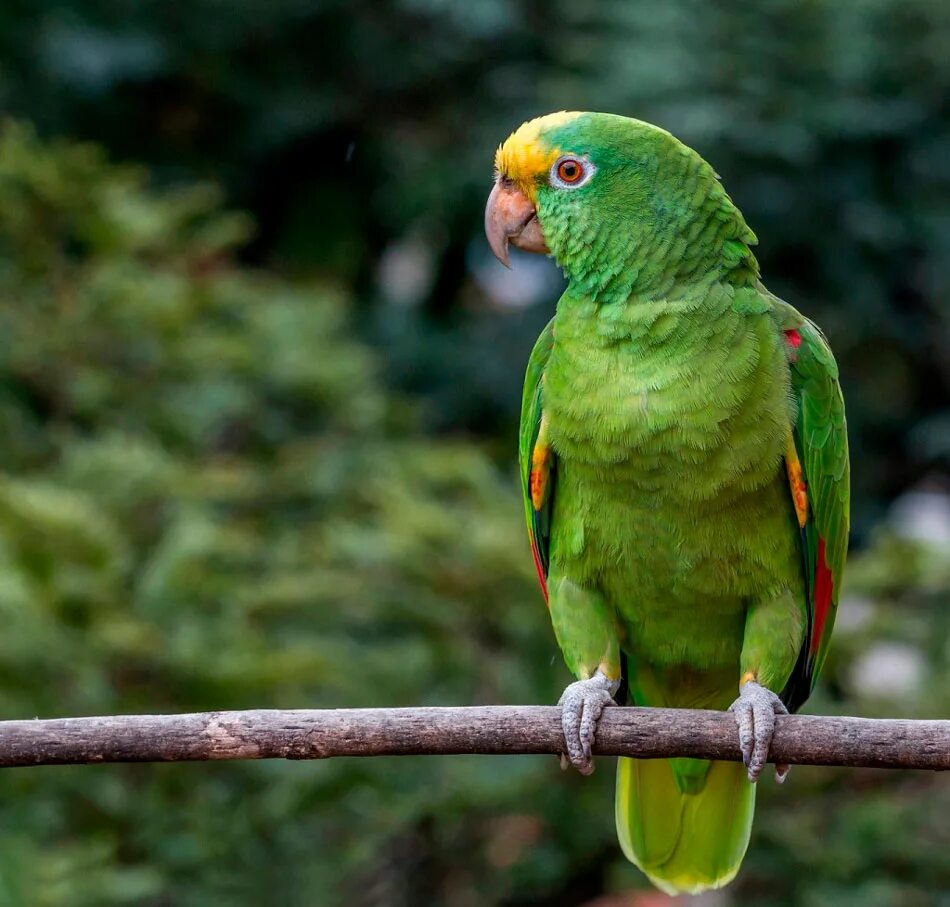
[[530, 445, 551, 510], [527, 412, 553, 605], [785, 437, 808, 528], [529, 414, 552, 511]]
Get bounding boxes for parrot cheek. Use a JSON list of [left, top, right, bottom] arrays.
[[485, 178, 549, 267], [510, 214, 548, 255]]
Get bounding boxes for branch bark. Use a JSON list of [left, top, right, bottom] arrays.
[[0, 707, 946, 770]]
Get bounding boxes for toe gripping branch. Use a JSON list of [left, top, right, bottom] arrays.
[[558, 671, 620, 776], [730, 680, 790, 783]]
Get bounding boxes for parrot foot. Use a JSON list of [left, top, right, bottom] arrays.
[[557, 671, 619, 776], [729, 680, 789, 783]]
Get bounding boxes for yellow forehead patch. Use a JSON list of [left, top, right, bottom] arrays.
[[494, 111, 581, 198]]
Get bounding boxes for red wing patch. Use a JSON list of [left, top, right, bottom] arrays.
[[529, 535, 549, 605], [784, 328, 802, 363], [811, 537, 833, 653]]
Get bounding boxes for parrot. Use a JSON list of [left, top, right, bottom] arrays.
[[484, 111, 849, 894]]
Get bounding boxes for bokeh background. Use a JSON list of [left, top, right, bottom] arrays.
[[0, 2, 948, 905]]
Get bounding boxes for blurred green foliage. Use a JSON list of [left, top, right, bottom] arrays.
[[0, 121, 947, 907], [0, 0, 948, 904], [2, 0, 948, 525], [0, 119, 554, 905]]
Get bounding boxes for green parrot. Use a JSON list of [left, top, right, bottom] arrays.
[[485, 112, 849, 894]]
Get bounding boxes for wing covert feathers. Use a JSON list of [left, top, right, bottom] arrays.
[[519, 319, 557, 604], [779, 316, 850, 710]]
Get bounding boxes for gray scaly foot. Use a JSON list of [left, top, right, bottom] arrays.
[[729, 679, 789, 783], [557, 671, 619, 776]]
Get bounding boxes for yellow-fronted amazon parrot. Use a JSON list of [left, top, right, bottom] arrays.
[[485, 112, 849, 894]]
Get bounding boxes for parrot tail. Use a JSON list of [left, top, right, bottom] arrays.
[[615, 756, 756, 895]]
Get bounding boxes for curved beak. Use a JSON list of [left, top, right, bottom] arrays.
[[484, 178, 549, 268]]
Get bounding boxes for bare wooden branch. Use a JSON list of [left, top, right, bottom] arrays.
[[0, 707, 946, 770]]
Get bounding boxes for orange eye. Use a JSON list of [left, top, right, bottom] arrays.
[[557, 159, 583, 183]]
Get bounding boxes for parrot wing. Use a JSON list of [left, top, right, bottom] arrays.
[[778, 312, 851, 711], [519, 317, 556, 604]]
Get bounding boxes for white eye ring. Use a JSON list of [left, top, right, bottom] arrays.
[[549, 155, 595, 189]]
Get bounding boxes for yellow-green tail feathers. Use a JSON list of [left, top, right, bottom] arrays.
[[615, 757, 756, 895]]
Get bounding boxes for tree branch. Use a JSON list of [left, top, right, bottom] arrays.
[[0, 707, 946, 770]]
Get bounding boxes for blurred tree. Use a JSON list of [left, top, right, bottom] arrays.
[[0, 120, 558, 905]]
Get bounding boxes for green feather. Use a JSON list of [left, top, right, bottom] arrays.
[[616, 758, 755, 895]]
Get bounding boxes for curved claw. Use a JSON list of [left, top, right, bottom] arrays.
[[729, 680, 789, 783], [557, 672, 619, 775]]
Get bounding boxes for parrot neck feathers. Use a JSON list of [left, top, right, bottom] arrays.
[[548, 187, 760, 307], [533, 116, 760, 305]]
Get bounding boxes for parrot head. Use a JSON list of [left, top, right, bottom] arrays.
[[485, 111, 758, 300]]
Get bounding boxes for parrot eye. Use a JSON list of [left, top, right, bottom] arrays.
[[550, 156, 594, 189], [558, 160, 582, 181]]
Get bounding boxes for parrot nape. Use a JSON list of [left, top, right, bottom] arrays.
[[484, 112, 849, 894]]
